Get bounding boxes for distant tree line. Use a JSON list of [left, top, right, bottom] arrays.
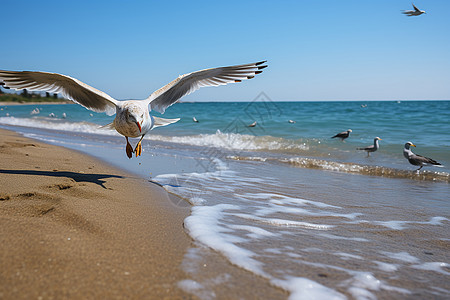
[[20, 89, 58, 99], [0, 84, 67, 103], [0, 85, 58, 99]]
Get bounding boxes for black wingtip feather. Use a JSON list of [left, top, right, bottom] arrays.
[[257, 65, 268, 70], [255, 60, 267, 66]]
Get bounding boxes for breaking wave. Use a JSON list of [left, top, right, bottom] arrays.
[[0, 117, 310, 151], [228, 155, 450, 182]]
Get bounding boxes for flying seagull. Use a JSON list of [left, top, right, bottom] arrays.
[[193, 117, 199, 123], [357, 137, 382, 157], [0, 61, 267, 158], [332, 129, 352, 141], [402, 3, 426, 16], [403, 142, 442, 171]]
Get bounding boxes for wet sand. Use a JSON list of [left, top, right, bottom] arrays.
[[0, 128, 192, 299]]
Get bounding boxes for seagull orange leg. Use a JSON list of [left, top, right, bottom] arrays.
[[126, 137, 133, 159], [134, 135, 145, 157]]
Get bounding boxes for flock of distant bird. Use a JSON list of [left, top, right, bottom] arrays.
[[331, 129, 441, 171], [190, 117, 443, 172]]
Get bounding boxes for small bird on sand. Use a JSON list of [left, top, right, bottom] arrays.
[[402, 3, 426, 16], [0, 61, 267, 158], [332, 129, 352, 141], [357, 137, 382, 157], [403, 142, 442, 171]]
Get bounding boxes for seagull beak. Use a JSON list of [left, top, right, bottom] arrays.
[[411, 144, 416, 147], [136, 121, 142, 133]]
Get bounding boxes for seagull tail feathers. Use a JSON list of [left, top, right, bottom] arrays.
[[153, 116, 180, 128], [100, 122, 115, 130]]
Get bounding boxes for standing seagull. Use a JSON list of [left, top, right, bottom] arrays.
[[0, 61, 267, 158], [403, 142, 441, 171], [331, 129, 352, 141], [357, 137, 382, 157], [402, 3, 426, 16]]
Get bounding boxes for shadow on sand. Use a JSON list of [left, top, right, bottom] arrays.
[[0, 169, 123, 189]]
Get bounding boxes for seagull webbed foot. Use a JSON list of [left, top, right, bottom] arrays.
[[134, 141, 142, 157], [126, 138, 133, 159]]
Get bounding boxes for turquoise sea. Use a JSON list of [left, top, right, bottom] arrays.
[[1, 100, 449, 299]]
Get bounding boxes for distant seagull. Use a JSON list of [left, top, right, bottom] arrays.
[[332, 129, 352, 141], [288, 120, 296, 123], [248, 121, 257, 127], [0, 61, 267, 158], [402, 3, 426, 16], [361, 104, 367, 108], [403, 142, 442, 171], [357, 137, 382, 157], [193, 116, 199, 123]]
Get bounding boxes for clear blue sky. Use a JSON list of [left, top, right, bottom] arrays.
[[2, 0, 449, 101]]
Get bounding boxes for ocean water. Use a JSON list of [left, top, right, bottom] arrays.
[[1, 100, 449, 299]]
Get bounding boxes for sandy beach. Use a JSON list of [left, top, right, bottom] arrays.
[[0, 128, 192, 299]]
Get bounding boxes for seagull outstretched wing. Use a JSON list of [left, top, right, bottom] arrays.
[[0, 70, 118, 115], [146, 61, 267, 113]]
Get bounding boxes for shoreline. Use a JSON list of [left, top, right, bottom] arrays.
[[0, 128, 193, 299]]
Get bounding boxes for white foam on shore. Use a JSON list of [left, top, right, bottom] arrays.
[[272, 277, 347, 300], [373, 261, 399, 272], [380, 251, 420, 263], [235, 192, 361, 220], [177, 280, 213, 299], [333, 252, 363, 260], [317, 233, 369, 242], [227, 224, 275, 239], [411, 262, 450, 275], [183, 204, 268, 277], [296, 260, 411, 299], [349, 216, 448, 230], [233, 213, 333, 230], [238, 193, 340, 208]]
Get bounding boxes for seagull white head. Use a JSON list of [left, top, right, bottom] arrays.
[[125, 105, 144, 133]]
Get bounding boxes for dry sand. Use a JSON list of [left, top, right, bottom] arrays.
[[0, 128, 193, 299]]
